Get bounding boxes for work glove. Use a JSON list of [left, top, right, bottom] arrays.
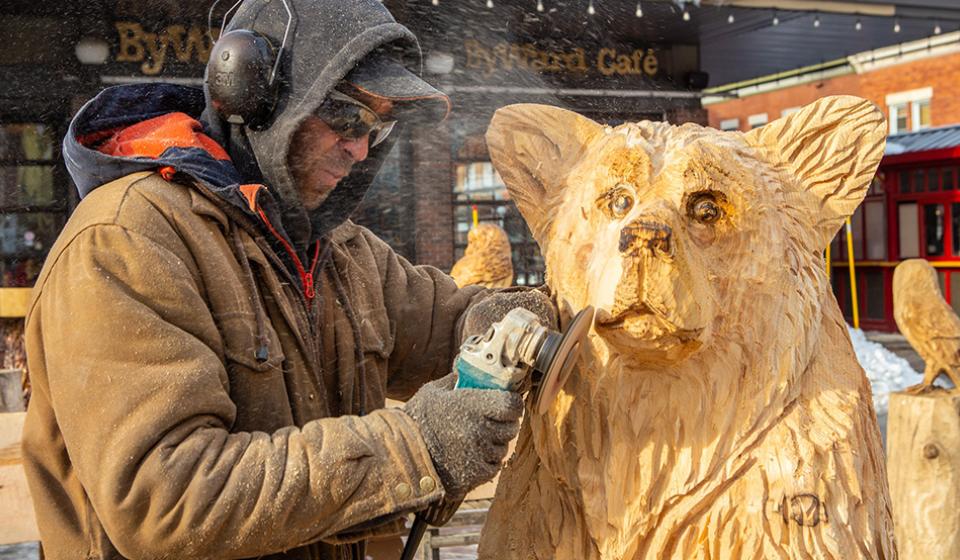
[[461, 288, 558, 342], [403, 373, 523, 498]]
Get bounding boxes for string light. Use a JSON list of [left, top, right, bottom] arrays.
[[486, 0, 493, 8], [813, 14, 820, 28], [431, 0, 438, 5], [855, 18, 862, 31], [935, 23, 942, 34], [727, 12, 735, 24], [635, 1, 642, 17], [587, 0, 595, 15], [682, 7, 690, 21], [894, 18, 901, 33], [772, 12, 779, 26], [536, 0, 544, 12]]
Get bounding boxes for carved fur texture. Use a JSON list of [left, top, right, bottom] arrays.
[[479, 96, 896, 560], [450, 223, 514, 288], [893, 258, 960, 390]]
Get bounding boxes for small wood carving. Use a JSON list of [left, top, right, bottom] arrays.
[[480, 96, 895, 559], [893, 258, 960, 391], [450, 223, 514, 288]]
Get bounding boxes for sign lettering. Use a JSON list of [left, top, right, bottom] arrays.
[[464, 39, 660, 79], [115, 21, 215, 75]]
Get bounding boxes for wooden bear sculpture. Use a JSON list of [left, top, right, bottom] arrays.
[[893, 258, 960, 391], [479, 96, 896, 559], [450, 223, 514, 288]]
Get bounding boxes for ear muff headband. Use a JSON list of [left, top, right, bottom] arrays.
[[205, 0, 294, 129]]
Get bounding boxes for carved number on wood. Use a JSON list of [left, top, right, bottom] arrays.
[[778, 494, 823, 527]]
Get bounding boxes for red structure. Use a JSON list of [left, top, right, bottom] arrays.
[[832, 124, 960, 331]]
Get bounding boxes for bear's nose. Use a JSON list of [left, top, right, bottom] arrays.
[[619, 220, 673, 259]]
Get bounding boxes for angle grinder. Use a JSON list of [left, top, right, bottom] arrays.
[[400, 305, 595, 560]]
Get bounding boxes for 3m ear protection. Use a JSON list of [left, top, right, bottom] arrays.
[[205, 0, 294, 129]]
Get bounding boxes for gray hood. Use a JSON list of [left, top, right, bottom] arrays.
[[204, 0, 424, 248]]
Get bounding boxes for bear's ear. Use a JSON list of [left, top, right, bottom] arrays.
[[745, 96, 886, 248], [486, 104, 603, 245]]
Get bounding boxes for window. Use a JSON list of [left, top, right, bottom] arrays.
[[913, 169, 926, 193], [890, 104, 908, 135], [899, 203, 919, 258], [864, 270, 885, 320], [747, 113, 768, 129], [453, 160, 543, 285], [924, 203, 946, 256], [953, 203, 960, 256], [886, 87, 933, 133], [944, 168, 956, 191], [913, 99, 932, 131], [899, 170, 911, 193], [865, 200, 887, 260], [0, 122, 67, 287], [851, 206, 864, 259], [927, 168, 940, 192], [719, 118, 739, 131]]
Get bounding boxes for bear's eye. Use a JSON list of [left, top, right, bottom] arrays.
[[598, 187, 634, 218], [688, 193, 723, 224]]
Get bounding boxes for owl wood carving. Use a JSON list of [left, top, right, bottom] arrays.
[[893, 258, 960, 391], [479, 96, 895, 559], [450, 223, 514, 288]]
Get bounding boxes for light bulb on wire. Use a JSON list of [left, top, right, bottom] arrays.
[[635, 1, 642, 17], [682, 7, 690, 21], [772, 12, 780, 26], [813, 15, 820, 28], [536, 0, 544, 12], [894, 19, 901, 33], [935, 23, 942, 34], [486, 0, 493, 8], [727, 13, 735, 24], [587, 0, 595, 15], [855, 18, 862, 31]]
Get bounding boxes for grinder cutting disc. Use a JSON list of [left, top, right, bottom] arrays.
[[531, 306, 595, 415]]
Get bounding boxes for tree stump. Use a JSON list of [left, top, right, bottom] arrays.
[[888, 389, 960, 558]]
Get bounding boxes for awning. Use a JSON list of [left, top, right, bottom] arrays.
[[688, 1, 960, 86]]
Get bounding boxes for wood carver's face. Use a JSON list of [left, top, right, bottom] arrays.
[[487, 98, 886, 368]]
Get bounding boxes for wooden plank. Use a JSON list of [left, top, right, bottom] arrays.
[[887, 390, 960, 559], [0, 288, 31, 318], [0, 411, 39, 544], [429, 533, 481, 548]]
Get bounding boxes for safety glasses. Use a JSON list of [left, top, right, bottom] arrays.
[[315, 90, 397, 148]]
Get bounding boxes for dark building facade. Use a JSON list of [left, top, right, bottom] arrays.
[[0, 0, 707, 290]]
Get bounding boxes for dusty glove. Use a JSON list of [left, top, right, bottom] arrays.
[[461, 288, 558, 342], [403, 373, 523, 498]]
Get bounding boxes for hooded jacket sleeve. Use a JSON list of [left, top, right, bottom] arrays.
[[358, 228, 489, 400], [31, 220, 443, 559]]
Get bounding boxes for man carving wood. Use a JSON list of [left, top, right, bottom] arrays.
[[479, 96, 896, 559]]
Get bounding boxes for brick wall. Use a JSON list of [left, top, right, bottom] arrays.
[[706, 51, 960, 132], [411, 123, 455, 270], [858, 52, 960, 130], [707, 73, 860, 130]]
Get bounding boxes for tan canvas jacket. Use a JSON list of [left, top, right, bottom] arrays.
[[21, 171, 486, 559]]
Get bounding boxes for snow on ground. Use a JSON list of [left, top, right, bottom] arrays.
[[0, 543, 37, 560], [847, 327, 922, 416]]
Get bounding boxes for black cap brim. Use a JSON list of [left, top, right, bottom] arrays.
[[343, 52, 451, 124]]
